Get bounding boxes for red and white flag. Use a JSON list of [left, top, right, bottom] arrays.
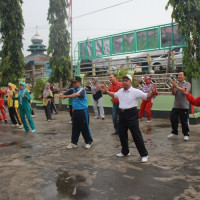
[[68, 0, 72, 27]]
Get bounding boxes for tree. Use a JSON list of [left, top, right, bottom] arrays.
[[47, 0, 71, 110], [0, 0, 24, 86], [166, 0, 200, 79]]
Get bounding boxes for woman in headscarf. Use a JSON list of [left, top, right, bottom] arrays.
[[39, 83, 53, 122], [50, 83, 59, 114], [86, 77, 105, 119], [7, 83, 23, 128], [13, 82, 36, 132], [26, 84, 36, 117], [138, 76, 158, 122]]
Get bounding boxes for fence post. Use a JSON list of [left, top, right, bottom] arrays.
[[126, 56, 130, 70], [109, 59, 112, 74], [171, 50, 176, 71], [147, 54, 152, 72], [92, 61, 96, 76]]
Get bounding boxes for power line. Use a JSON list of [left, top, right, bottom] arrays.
[[23, 0, 134, 31], [74, 0, 134, 19]]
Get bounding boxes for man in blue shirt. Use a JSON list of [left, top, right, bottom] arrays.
[[58, 76, 93, 149]]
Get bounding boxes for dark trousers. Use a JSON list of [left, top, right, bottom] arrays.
[[112, 103, 119, 134], [170, 108, 189, 136], [118, 107, 148, 157], [8, 107, 22, 125], [44, 102, 52, 120], [51, 102, 58, 113], [71, 109, 93, 145], [69, 105, 73, 120]]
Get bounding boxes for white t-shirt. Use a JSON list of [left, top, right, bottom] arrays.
[[114, 86, 148, 109]]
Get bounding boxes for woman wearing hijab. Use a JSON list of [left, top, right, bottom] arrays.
[[50, 83, 59, 114], [26, 84, 36, 117], [86, 77, 105, 119], [138, 76, 158, 122], [7, 83, 23, 128], [39, 83, 53, 122], [13, 82, 36, 132]]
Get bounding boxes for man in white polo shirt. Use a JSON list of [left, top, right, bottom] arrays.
[[98, 74, 157, 163]]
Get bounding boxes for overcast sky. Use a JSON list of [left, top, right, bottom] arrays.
[[22, 0, 173, 57]]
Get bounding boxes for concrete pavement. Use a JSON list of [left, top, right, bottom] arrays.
[[1, 109, 200, 200]]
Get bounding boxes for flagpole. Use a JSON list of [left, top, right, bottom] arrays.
[[70, 0, 73, 78]]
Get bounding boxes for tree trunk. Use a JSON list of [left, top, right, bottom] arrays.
[[58, 72, 63, 111]]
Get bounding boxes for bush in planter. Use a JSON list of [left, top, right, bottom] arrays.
[[33, 79, 46, 100], [116, 68, 138, 88]]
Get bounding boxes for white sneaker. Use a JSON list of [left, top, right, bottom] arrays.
[[116, 152, 131, 157], [146, 120, 151, 123], [66, 143, 77, 149], [68, 121, 72, 124], [31, 115, 36, 118], [168, 133, 177, 139], [16, 124, 19, 127], [31, 129, 36, 133], [141, 156, 148, 163], [85, 144, 91, 149], [184, 136, 189, 141], [94, 116, 99, 119], [47, 120, 51, 122], [18, 124, 23, 129]]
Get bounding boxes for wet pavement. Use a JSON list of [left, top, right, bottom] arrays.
[[1, 109, 200, 200]]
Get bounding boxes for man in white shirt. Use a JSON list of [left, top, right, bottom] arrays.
[[98, 75, 156, 163]]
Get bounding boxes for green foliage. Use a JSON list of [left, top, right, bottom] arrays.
[[0, 0, 24, 86], [47, 0, 71, 87], [115, 68, 138, 88], [33, 79, 46, 100], [166, 0, 200, 79]]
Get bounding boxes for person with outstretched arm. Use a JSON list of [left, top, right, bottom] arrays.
[[97, 74, 157, 163]]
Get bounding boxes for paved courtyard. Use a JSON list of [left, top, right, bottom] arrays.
[[1, 108, 200, 200]]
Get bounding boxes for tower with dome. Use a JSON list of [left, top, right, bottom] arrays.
[[25, 30, 51, 85]]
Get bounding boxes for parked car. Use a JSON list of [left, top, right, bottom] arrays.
[[151, 48, 183, 72], [130, 58, 148, 73]]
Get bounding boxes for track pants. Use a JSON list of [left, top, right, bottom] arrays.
[[170, 108, 189, 136], [8, 107, 22, 125], [138, 99, 153, 120], [0, 106, 7, 120], [93, 97, 105, 118], [51, 102, 58, 114], [119, 107, 148, 157], [44, 102, 52, 120], [19, 106, 35, 131], [71, 109, 93, 145]]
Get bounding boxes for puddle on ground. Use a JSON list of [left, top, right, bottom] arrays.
[[55, 170, 88, 199], [39, 132, 58, 135], [0, 141, 18, 147], [0, 141, 43, 151]]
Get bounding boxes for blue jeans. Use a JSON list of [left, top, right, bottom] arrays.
[[112, 103, 119, 134]]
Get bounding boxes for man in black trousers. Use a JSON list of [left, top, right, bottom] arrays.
[[98, 74, 157, 163]]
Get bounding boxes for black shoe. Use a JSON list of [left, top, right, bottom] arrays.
[[4, 120, 7, 124]]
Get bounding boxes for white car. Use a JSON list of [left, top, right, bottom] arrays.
[[151, 48, 183, 72]]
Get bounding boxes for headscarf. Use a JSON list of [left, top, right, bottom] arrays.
[[145, 76, 151, 85], [18, 82, 28, 105], [91, 77, 99, 95], [43, 83, 51, 103]]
